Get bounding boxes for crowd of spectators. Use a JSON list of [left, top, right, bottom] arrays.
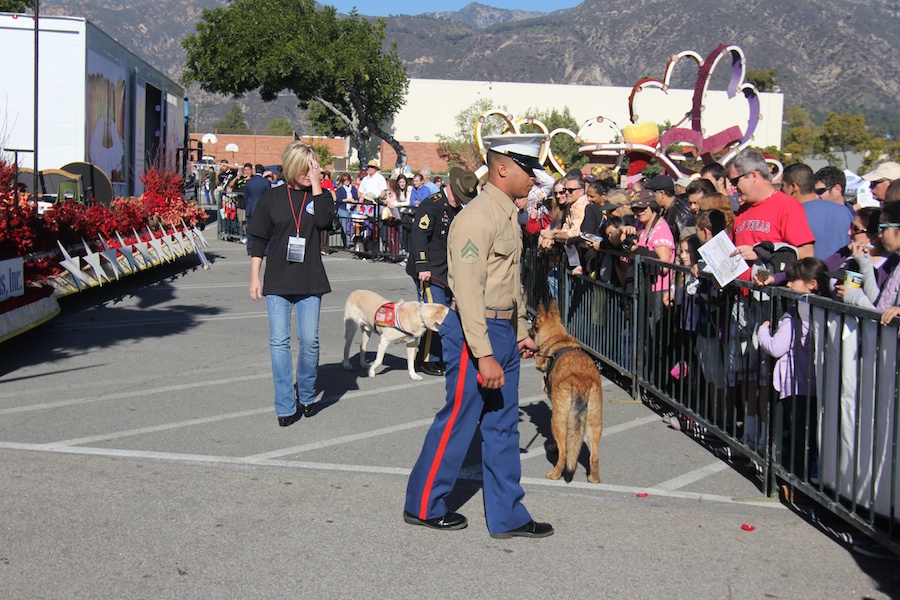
[[523, 150, 900, 457]]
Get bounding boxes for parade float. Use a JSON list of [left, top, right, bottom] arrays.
[[0, 162, 208, 343], [472, 44, 783, 181]]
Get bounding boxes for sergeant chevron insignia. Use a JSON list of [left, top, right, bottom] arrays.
[[460, 239, 479, 263], [418, 214, 431, 229]]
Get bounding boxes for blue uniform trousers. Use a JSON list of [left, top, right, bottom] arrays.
[[404, 310, 531, 534], [414, 279, 450, 364]]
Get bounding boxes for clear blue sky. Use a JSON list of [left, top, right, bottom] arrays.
[[323, 1, 582, 17]]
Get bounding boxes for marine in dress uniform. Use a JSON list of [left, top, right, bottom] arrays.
[[405, 167, 479, 376], [403, 135, 554, 539]]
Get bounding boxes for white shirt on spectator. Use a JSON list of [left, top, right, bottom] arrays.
[[359, 172, 387, 199]]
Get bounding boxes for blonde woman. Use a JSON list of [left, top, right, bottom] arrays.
[[248, 141, 336, 426]]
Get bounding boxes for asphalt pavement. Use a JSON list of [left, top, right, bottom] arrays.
[[1, 236, 897, 599]]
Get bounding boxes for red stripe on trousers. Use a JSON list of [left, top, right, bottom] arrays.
[[418, 343, 469, 519]]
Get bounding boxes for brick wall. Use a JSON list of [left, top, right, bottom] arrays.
[[188, 133, 457, 175], [377, 141, 451, 175], [188, 133, 348, 169]]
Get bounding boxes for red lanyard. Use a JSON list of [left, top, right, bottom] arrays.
[[287, 187, 308, 236]]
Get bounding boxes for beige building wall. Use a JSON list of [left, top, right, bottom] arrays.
[[389, 78, 783, 150]]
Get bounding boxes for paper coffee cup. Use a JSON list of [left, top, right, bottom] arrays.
[[845, 271, 864, 289]]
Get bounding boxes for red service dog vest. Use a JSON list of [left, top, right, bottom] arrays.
[[374, 302, 398, 328]]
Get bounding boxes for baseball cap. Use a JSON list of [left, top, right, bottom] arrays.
[[644, 174, 675, 195], [862, 161, 900, 182], [675, 176, 694, 188], [631, 189, 657, 209]]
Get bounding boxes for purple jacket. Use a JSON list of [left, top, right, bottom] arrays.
[[757, 310, 813, 399]]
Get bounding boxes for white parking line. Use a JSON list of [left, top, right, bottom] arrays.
[[47, 379, 444, 446], [654, 461, 731, 491], [0, 373, 272, 415], [518, 415, 659, 462], [50, 408, 271, 446], [519, 476, 783, 507], [244, 419, 436, 460], [0, 441, 780, 508], [50, 306, 345, 330], [247, 392, 549, 460]]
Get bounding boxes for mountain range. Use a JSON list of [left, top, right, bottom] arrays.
[[39, 0, 900, 135]]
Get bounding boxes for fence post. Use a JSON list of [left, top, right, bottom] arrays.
[[631, 254, 642, 400]]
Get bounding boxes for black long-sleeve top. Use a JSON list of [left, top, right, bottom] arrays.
[[248, 185, 335, 296]]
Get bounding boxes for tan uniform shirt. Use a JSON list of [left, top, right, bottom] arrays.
[[447, 182, 529, 358]]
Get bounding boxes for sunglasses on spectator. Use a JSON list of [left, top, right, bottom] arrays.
[[878, 223, 900, 232], [870, 179, 888, 188], [851, 225, 867, 234], [729, 172, 752, 187], [815, 187, 829, 195], [560, 187, 582, 195]]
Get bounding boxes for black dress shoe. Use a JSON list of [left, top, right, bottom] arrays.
[[490, 520, 554, 539], [419, 362, 446, 377], [403, 510, 467, 530], [302, 403, 316, 418], [277, 411, 301, 427]]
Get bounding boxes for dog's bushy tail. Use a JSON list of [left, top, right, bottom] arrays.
[[565, 396, 588, 475]]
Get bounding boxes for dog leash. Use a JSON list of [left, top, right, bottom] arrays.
[[537, 345, 581, 396], [415, 279, 430, 330]]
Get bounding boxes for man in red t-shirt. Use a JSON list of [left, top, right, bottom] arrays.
[[724, 149, 815, 452], [727, 150, 815, 268]]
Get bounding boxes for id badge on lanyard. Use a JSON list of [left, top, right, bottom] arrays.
[[286, 236, 306, 263], [287, 188, 309, 263]]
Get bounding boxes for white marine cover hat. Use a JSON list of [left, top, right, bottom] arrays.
[[484, 133, 546, 172]]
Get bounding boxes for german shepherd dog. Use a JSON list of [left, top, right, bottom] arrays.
[[342, 290, 450, 381], [531, 300, 603, 483]]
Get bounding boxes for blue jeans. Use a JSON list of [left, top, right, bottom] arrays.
[[266, 294, 322, 417]]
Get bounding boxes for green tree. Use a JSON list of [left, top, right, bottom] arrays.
[[860, 136, 900, 172], [312, 143, 333, 169], [307, 101, 378, 161], [216, 105, 250, 133], [183, 0, 409, 169], [523, 106, 586, 172], [782, 105, 820, 161], [820, 112, 870, 169], [0, 0, 30, 12], [436, 98, 511, 171], [265, 118, 294, 136], [746, 68, 779, 93], [307, 101, 351, 137]]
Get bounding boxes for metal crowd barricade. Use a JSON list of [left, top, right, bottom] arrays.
[[524, 246, 900, 554], [217, 191, 244, 242], [329, 202, 407, 263]]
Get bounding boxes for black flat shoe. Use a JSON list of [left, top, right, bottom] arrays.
[[277, 411, 301, 427], [490, 520, 554, 539], [419, 362, 446, 377], [302, 403, 316, 418], [403, 510, 467, 530]]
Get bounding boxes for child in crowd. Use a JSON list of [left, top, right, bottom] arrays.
[[691, 210, 731, 431], [524, 170, 555, 237], [665, 234, 702, 431], [757, 257, 830, 461]]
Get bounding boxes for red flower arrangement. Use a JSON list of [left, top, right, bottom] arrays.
[[0, 160, 207, 285], [140, 166, 207, 228]]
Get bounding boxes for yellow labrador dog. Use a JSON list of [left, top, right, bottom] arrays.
[[342, 290, 450, 380]]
